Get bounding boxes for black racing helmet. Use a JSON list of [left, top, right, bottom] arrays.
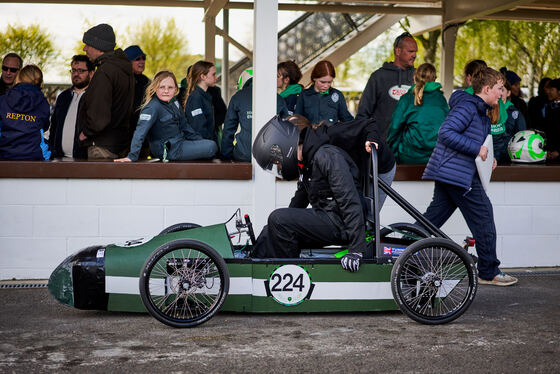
[[252, 115, 299, 180]]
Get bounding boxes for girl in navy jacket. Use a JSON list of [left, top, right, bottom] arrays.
[[0, 65, 50, 160], [115, 70, 216, 162], [183, 61, 218, 143], [295, 60, 353, 125]]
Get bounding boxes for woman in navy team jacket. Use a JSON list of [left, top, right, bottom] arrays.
[[115, 70, 216, 162], [295, 60, 353, 125], [0, 64, 50, 160], [183, 61, 218, 143]]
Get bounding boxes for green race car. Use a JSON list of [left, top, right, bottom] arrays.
[[49, 157, 478, 328]]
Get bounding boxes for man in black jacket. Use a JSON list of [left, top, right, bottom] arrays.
[[49, 55, 93, 159], [251, 116, 385, 272], [78, 23, 134, 159]]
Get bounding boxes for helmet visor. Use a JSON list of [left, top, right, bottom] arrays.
[[262, 144, 285, 179]]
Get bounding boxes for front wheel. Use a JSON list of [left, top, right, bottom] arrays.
[[139, 239, 229, 328], [391, 237, 477, 325]]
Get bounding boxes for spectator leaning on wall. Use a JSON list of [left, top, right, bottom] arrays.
[[77, 23, 134, 160]]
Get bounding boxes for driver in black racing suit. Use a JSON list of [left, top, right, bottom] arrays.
[[251, 115, 391, 272]]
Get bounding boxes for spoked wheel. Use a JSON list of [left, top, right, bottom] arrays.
[[159, 223, 201, 235], [391, 237, 477, 325], [139, 239, 229, 328], [380, 222, 430, 245]]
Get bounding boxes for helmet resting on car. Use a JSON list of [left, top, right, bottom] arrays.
[[508, 129, 546, 163], [252, 115, 299, 180]]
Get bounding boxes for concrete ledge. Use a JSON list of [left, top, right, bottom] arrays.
[[394, 163, 560, 181], [0, 159, 253, 180], [1, 160, 559, 181]]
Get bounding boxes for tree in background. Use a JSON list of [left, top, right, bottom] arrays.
[[122, 18, 202, 79], [454, 20, 560, 94], [0, 24, 57, 72]]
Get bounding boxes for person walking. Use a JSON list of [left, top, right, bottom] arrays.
[[422, 67, 518, 286]]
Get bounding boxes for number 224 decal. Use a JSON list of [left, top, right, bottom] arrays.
[[265, 265, 314, 306]]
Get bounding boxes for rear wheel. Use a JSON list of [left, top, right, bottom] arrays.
[[139, 239, 229, 328], [159, 223, 201, 235], [380, 222, 429, 244], [391, 237, 477, 325]]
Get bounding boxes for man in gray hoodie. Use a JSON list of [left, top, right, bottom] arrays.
[[356, 32, 417, 140]]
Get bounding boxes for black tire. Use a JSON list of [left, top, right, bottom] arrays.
[[139, 239, 230, 328], [391, 237, 477, 325], [159, 223, 201, 235], [380, 222, 430, 244]]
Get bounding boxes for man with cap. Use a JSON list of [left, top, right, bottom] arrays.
[[500, 67, 528, 120], [124, 45, 150, 157], [77, 23, 135, 159], [0, 53, 23, 96]]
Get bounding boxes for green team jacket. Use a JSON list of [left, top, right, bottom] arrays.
[[387, 82, 449, 164]]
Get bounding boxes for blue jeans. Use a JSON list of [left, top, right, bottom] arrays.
[[423, 175, 501, 280], [170, 139, 217, 160], [378, 163, 396, 209]]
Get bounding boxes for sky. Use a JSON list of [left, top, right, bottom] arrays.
[[0, 3, 301, 83]]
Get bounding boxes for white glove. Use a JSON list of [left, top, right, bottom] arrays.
[[341, 252, 363, 272]]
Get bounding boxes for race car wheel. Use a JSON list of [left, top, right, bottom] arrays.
[[380, 222, 429, 245], [139, 239, 229, 328], [159, 223, 201, 235], [391, 237, 477, 325]]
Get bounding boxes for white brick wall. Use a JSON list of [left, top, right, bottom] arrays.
[[1, 178, 559, 279]]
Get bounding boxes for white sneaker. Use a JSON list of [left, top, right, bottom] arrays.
[[478, 272, 518, 286]]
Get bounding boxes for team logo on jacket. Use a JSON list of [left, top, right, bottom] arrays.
[[512, 110, 519, 120], [331, 92, 339, 103], [388, 85, 411, 100]]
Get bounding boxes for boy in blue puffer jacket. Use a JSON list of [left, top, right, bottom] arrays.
[[422, 67, 518, 286]]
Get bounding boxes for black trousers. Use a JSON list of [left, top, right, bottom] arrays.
[[252, 208, 347, 258]]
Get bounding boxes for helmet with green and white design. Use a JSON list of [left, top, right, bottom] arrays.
[[237, 67, 253, 90], [508, 130, 546, 163]]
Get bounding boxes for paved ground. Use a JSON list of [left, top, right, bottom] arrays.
[[1, 270, 559, 374]]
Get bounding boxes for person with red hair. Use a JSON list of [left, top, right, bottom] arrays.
[[294, 60, 353, 125]]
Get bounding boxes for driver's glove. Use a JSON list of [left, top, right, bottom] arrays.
[[341, 252, 363, 272]]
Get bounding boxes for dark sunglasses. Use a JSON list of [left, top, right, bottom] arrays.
[[2, 66, 19, 73], [393, 32, 413, 49], [134, 56, 146, 61]]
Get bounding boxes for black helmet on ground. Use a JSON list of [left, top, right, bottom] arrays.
[[252, 115, 299, 180]]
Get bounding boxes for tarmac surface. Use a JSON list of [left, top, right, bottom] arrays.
[[0, 270, 559, 374]]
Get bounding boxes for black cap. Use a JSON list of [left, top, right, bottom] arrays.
[[83, 24, 116, 52]]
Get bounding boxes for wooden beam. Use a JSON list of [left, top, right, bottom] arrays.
[[204, 0, 228, 19], [224, 2, 443, 15], [0, 0, 205, 7], [479, 8, 560, 22], [215, 26, 253, 59], [442, 0, 535, 25]]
